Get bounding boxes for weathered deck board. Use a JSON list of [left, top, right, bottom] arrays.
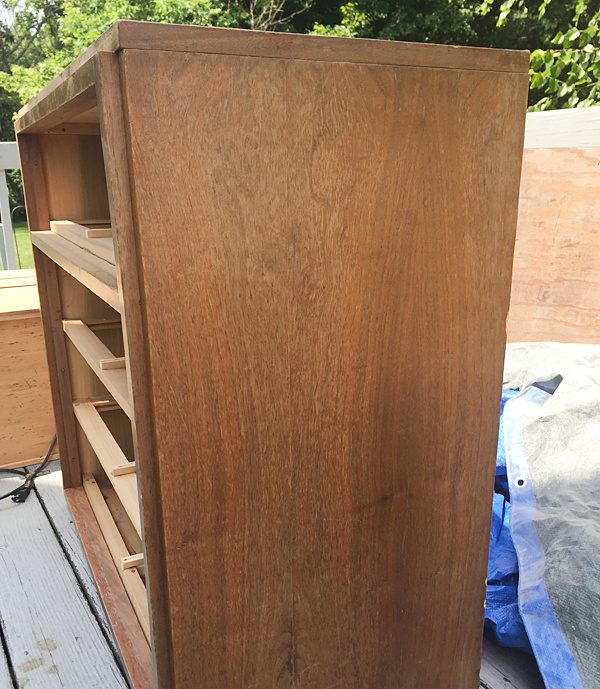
[[27, 460, 117, 654], [0, 644, 12, 688], [480, 638, 544, 689], [0, 473, 129, 689]]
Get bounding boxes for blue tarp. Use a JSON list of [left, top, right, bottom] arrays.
[[485, 387, 584, 689]]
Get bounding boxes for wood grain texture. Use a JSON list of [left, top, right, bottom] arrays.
[[15, 59, 101, 134], [56, 266, 125, 481], [65, 486, 154, 689], [38, 251, 83, 489], [96, 49, 173, 689], [120, 48, 527, 689], [102, 485, 144, 564], [507, 147, 600, 344], [74, 402, 141, 533], [0, 474, 129, 689], [0, 286, 39, 317], [111, 461, 137, 475], [114, 20, 528, 72], [43, 122, 101, 136], [39, 134, 110, 222], [0, 268, 37, 286], [100, 406, 135, 463], [63, 320, 132, 416], [57, 267, 120, 325], [50, 220, 116, 265], [121, 553, 144, 570], [0, 314, 55, 469], [1, 455, 59, 471], [31, 231, 121, 313], [18, 134, 81, 488], [0, 269, 55, 469], [100, 356, 126, 369], [17, 134, 50, 232], [86, 226, 113, 239]]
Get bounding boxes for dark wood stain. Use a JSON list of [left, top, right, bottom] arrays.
[[119, 48, 527, 688]]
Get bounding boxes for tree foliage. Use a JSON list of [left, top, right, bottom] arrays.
[[528, 1, 600, 109]]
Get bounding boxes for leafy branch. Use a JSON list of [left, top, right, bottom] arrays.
[[528, 3, 600, 110]]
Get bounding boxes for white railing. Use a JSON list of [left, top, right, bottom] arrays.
[[0, 142, 20, 270], [524, 105, 600, 148]]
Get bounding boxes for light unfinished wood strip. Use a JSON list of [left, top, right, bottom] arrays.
[[76, 218, 112, 226], [82, 474, 150, 643], [112, 462, 137, 477], [73, 402, 140, 535], [121, 553, 144, 571], [0, 278, 36, 288], [100, 356, 126, 370], [2, 454, 60, 471], [72, 397, 117, 408], [63, 319, 132, 417], [86, 227, 113, 239], [0, 268, 37, 289], [92, 400, 121, 412], [31, 231, 121, 313], [50, 220, 116, 265]]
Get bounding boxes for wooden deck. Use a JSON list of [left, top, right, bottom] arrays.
[[0, 461, 128, 688], [0, 460, 543, 689]]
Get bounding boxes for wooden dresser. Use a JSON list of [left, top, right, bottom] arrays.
[[15, 21, 529, 689]]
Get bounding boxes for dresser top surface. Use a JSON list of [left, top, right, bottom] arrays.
[[16, 19, 529, 130]]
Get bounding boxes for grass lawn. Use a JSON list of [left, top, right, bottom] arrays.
[[11, 221, 34, 269]]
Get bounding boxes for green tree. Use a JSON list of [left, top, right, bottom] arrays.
[[309, 0, 482, 44], [528, 1, 600, 109], [475, 0, 600, 109], [0, 0, 64, 139]]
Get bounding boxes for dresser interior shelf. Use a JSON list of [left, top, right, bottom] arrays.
[[31, 231, 121, 312], [83, 473, 150, 641], [50, 220, 115, 264], [73, 401, 141, 535], [63, 319, 132, 417]]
